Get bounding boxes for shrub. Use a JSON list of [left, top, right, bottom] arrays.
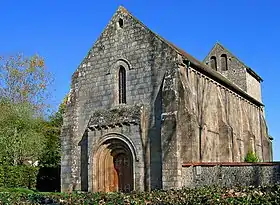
[[0, 165, 38, 189], [245, 151, 259, 162], [1, 185, 280, 204]]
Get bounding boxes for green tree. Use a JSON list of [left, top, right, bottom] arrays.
[[36, 97, 67, 192], [0, 53, 52, 165], [0, 100, 46, 165], [39, 96, 67, 167]]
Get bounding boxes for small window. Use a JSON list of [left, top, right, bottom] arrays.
[[210, 56, 217, 71], [118, 66, 126, 104], [221, 54, 228, 71], [117, 18, 124, 29]]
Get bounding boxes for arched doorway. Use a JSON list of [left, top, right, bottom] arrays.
[[93, 138, 133, 192]]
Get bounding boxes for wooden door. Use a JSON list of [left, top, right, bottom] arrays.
[[113, 153, 133, 192]]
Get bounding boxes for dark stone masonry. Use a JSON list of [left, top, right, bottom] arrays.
[[182, 163, 280, 188], [61, 6, 274, 192]]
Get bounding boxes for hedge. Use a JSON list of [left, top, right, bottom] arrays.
[[0, 184, 280, 204], [0, 165, 38, 189]]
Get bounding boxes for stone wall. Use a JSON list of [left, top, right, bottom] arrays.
[[204, 43, 248, 91], [84, 104, 146, 192], [61, 6, 178, 192], [204, 43, 263, 102], [177, 64, 272, 163], [246, 71, 262, 102], [182, 163, 280, 188]]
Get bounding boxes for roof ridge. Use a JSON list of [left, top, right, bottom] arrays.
[[118, 5, 129, 14]]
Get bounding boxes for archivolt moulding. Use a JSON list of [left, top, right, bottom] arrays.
[[107, 58, 132, 75], [96, 132, 139, 162]]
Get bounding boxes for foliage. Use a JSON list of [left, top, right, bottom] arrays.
[[0, 53, 53, 166], [0, 101, 46, 165], [245, 151, 259, 163], [0, 165, 38, 189], [0, 185, 280, 204], [0, 53, 62, 192], [0, 54, 52, 113], [39, 95, 67, 168], [36, 96, 67, 192], [0, 187, 35, 194], [38, 121, 61, 168], [49, 95, 67, 128]]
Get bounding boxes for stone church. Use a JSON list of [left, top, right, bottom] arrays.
[[61, 6, 273, 193]]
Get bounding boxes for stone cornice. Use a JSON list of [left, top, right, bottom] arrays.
[[88, 104, 144, 129]]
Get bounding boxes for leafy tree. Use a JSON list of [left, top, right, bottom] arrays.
[[49, 95, 67, 128], [0, 53, 64, 191], [0, 54, 52, 113], [36, 97, 67, 192], [0, 53, 52, 165], [39, 96, 67, 167], [0, 100, 46, 165]]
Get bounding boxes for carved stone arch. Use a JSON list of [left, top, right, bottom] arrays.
[[91, 133, 138, 192], [97, 133, 139, 162], [107, 58, 132, 74]]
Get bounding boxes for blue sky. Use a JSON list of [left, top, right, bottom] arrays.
[[1, 0, 279, 160]]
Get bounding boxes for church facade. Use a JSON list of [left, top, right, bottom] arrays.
[[61, 6, 273, 192]]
